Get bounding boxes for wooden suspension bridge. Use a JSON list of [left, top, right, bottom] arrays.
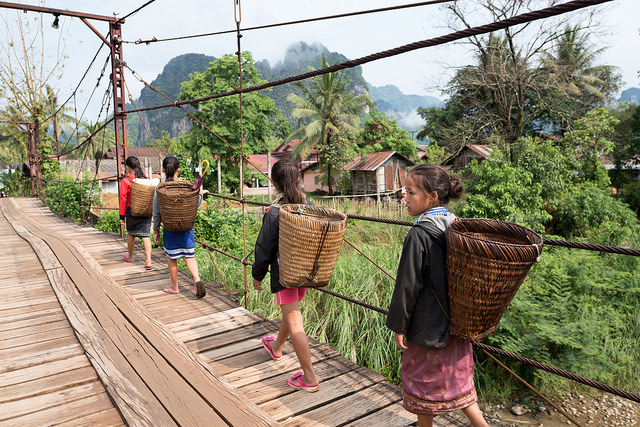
[[0, 197, 470, 426]]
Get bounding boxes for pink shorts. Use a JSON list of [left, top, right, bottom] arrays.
[[274, 287, 308, 305]]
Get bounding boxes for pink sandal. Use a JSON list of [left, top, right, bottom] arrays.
[[287, 371, 319, 392], [261, 336, 281, 360], [122, 253, 133, 263]]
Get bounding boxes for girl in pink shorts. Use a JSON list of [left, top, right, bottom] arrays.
[[252, 159, 319, 392]]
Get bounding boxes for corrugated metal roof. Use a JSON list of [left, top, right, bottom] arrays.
[[104, 146, 164, 159], [343, 151, 415, 171], [467, 145, 492, 158], [247, 154, 269, 173]]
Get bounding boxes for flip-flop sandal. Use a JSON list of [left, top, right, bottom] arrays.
[[287, 371, 318, 392], [144, 265, 153, 270], [122, 253, 134, 263], [162, 287, 179, 294], [195, 281, 206, 299], [261, 336, 282, 360]]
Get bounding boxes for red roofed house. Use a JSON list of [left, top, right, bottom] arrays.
[[270, 139, 324, 192], [343, 151, 415, 198]]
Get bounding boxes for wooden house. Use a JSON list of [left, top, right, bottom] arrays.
[[442, 144, 492, 171], [343, 151, 415, 198]]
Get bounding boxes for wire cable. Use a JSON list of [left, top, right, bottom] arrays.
[[131, 0, 452, 45], [116, 0, 156, 23], [125, 0, 613, 115]]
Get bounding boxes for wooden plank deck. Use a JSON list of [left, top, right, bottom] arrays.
[[0, 197, 467, 426]]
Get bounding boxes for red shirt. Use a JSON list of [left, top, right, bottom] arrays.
[[118, 173, 135, 216]]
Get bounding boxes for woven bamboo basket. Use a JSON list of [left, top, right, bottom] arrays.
[[278, 204, 348, 288], [446, 218, 543, 343], [130, 180, 156, 217], [156, 180, 199, 232]]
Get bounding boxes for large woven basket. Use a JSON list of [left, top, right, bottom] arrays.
[[446, 218, 543, 343], [156, 180, 199, 232], [130, 180, 156, 217], [278, 204, 348, 288]]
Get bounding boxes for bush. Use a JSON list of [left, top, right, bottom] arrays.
[[95, 210, 121, 233], [460, 151, 551, 233], [620, 181, 640, 216], [42, 174, 101, 221], [195, 198, 259, 258], [552, 184, 638, 242]]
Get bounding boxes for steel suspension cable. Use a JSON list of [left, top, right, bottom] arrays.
[[124, 0, 613, 116], [116, 0, 156, 23], [42, 44, 107, 123], [203, 193, 640, 257], [121, 62, 273, 183], [131, 0, 453, 45]]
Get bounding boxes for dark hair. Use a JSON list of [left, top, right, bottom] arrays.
[[162, 156, 180, 181], [271, 158, 305, 204], [408, 164, 463, 205], [125, 156, 145, 179]]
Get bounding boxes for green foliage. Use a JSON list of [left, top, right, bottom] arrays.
[[359, 111, 417, 161], [95, 210, 121, 233], [459, 150, 551, 233], [620, 181, 640, 215], [423, 142, 448, 165], [195, 199, 259, 258], [42, 173, 100, 221], [286, 57, 373, 194], [0, 167, 30, 197], [316, 128, 358, 194], [179, 52, 287, 193], [488, 246, 640, 394], [416, 104, 464, 152], [512, 137, 578, 204], [611, 103, 640, 189], [552, 184, 638, 243], [563, 108, 618, 186]]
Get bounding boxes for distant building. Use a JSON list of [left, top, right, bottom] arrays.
[[442, 144, 493, 171], [103, 146, 165, 177], [343, 151, 415, 198]]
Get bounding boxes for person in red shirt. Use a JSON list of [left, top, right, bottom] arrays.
[[119, 156, 153, 269]]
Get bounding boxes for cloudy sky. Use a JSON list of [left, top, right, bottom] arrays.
[[2, 0, 639, 122]]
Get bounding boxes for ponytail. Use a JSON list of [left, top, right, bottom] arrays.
[[271, 159, 305, 204], [162, 156, 180, 181], [125, 156, 145, 179]]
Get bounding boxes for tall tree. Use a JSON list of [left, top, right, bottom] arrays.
[[419, 1, 617, 157], [286, 57, 372, 194], [359, 111, 417, 161], [180, 52, 290, 192], [0, 10, 66, 168], [537, 25, 620, 133]]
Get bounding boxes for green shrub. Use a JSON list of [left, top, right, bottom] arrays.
[[95, 210, 121, 233]]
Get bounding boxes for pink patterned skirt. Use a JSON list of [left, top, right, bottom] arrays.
[[401, 335, 477, 415]]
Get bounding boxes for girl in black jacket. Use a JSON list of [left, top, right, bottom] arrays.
[[252, 159, 319, 392], [386, 164, 488, 427]]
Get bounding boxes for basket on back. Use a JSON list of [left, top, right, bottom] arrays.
[[130, 180, 157, 217], [156, 180, 199, 232], [446, 218, 543, 343], [278, 204, 348, 288]]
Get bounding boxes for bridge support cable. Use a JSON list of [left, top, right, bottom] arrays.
[[123, 0, 614, 117], [189, 192, 640, 415]]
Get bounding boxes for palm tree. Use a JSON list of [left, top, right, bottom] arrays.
[[286, 58, 372, 194], [540, 25, 620, 131], [77, 120, 116, 174]]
